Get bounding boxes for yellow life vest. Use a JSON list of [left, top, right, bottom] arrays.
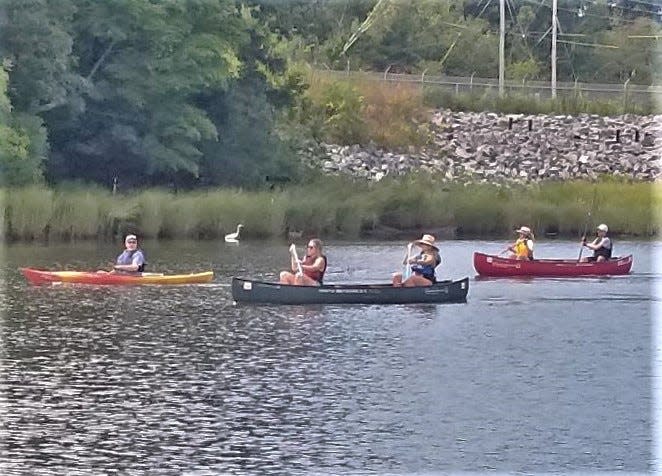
[[514, 238, 531, 259]]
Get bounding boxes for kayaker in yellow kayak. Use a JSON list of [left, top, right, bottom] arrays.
[[112, 234, 146, 273]]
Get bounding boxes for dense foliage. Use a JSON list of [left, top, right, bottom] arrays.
[[0, 0, 302, 189], [0, 0, 659, 189]]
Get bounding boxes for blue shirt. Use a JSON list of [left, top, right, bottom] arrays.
[[116, 249, 146, 269]]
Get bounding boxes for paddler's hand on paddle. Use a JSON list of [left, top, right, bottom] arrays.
[[402, 242, 413, 265], [289, 243, 304, 276]]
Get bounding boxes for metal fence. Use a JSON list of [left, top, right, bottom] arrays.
[[320, 69, 661, 106]]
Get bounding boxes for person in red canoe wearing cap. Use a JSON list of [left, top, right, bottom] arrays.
[[581, 223, 612, 262], [392, 234, 442, 287]]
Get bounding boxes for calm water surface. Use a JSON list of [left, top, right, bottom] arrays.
[[1, 239, 659, 475]]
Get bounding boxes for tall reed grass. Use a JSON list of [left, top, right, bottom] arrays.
[[2, 178, 657, 242]]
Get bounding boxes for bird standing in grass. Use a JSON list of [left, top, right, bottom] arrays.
[[224, 224, 243, 243]]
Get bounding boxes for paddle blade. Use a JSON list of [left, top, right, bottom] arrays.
[[402, 243, 413, 279]]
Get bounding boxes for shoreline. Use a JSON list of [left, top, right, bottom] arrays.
[[3, 179, 658, 242]]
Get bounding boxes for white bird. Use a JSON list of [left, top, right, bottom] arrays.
[[224, 224, 243, 243]]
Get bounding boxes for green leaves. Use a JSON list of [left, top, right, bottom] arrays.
[[1, 0, 83, 114], [0, 63, 47, 185]]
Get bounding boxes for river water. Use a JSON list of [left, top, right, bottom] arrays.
[[1, 239, 659, 475]]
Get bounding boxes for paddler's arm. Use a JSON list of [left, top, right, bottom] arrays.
[[113, 263, 140, 272], [409, 253, 434, 265]]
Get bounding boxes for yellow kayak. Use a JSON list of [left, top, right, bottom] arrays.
[[21, 268, 214, 286]]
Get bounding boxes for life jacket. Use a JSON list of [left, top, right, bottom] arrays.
[[411, 252, 441, 283], [116, 249, 146, 272], [593, 238, 612, 260], [514, 238, 533, 260], [302, 254, 327, 284]]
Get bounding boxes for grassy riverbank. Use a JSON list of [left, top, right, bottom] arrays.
[[2, 178, 658, 242]]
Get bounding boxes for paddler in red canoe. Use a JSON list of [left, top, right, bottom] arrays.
[[581, 223, 612, 262], [507, 226, 535, 260]]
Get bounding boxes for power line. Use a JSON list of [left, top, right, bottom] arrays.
[[581, 1, 661, 19], [556, 18, 577, 80], [557, 39, 619, 48], [613, 0, 662, 9], [517, 0, 639, 23]]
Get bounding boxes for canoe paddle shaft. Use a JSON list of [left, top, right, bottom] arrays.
[[403, 242, 413, 280], [289, 244, 303, 275], [578, 212, 591, 262]]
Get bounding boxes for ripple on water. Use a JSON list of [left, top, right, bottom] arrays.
[[1, 240, 656, 473]]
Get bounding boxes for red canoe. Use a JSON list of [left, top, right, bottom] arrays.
[[473, 252, 633, 277]]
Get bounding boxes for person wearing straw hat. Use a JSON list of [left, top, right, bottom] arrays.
[[581, 223, 612, 262], [392, 234, 442, 287], [507, 226, 534, 260]]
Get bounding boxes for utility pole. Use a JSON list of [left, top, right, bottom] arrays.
[[551, 0, 558, 98], [499, 0, 505, 96]]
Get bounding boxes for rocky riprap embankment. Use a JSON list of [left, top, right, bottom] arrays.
[[300, 110, 661, 183]]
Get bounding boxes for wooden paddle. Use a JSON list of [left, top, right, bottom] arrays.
[[577, 212, 591, 262], [289, 243, 303, 275]]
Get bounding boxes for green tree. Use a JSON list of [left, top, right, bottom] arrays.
[[0, 62, 47, 185], [592, 17, 659, 84], [0, 0, 85, 115], [46, 0, 244, 187], [196, 5, 303, 187]]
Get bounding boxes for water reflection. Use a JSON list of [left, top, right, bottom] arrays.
[[0, 240, 657, 474]]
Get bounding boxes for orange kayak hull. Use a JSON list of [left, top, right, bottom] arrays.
[[20, 268, 214, 285]]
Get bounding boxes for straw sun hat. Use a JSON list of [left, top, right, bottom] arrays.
[[413, 234, 439, 251], [515, 226, 534, 238]]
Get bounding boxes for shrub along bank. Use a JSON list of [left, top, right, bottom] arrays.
[[2, 178, 658, 242], [296, 71, 659, 152]]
